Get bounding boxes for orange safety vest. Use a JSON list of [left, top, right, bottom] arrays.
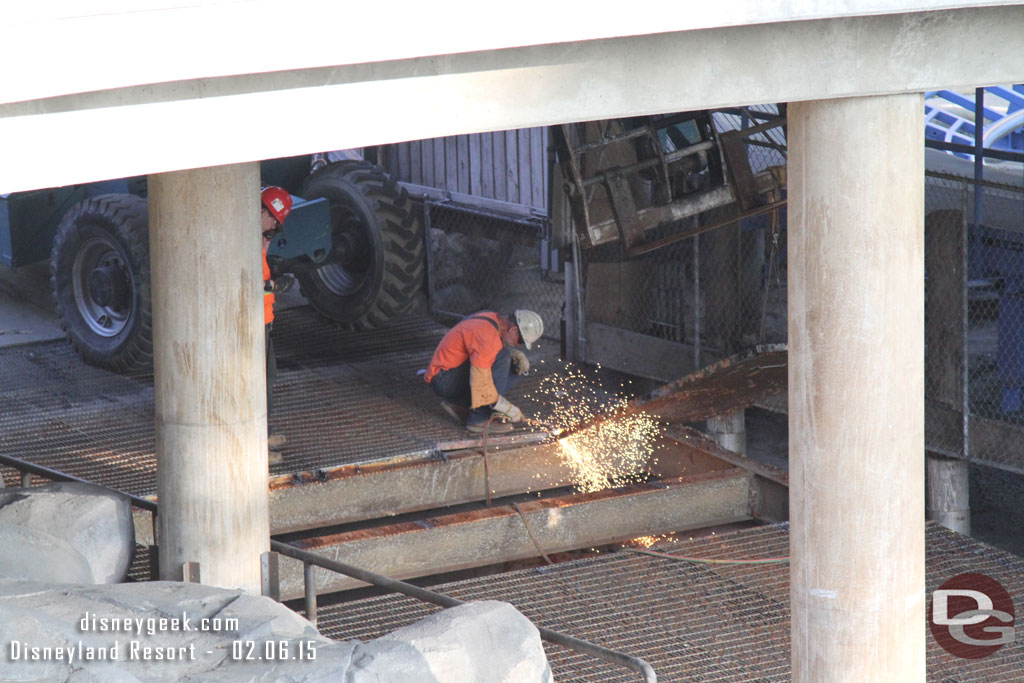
[[263, 249, 275, 324]]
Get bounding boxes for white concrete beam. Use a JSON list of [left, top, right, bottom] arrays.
[[1, 5, 1023, 192], [7, 2, 1012, 104]]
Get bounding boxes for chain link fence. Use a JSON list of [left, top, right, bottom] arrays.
[[577, 211, 785, 352], [925, 167, 1024, 474], [423, 200, 562, 343]]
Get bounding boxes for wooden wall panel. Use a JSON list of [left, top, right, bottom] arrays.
[[386, 127, 548, 212]]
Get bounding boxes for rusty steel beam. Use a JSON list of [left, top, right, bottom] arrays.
[[129, 432, 735, 543], [267, 441, 570, 534], [558, 345, 789, 442], [627, 344, 788, 423], [275, 468, 753, 600], [267, 434, 730, 534], [131, 426, 750, 544]]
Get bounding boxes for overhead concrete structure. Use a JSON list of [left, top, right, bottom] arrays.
[[1, 3, 1023, 192], [150, 163, 270, 593], [788, 94, 925, 681]]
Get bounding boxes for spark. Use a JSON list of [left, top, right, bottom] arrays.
[[625, 532, 675, 549], [630, 535, 660, 549], [529, 364, 662, 494]]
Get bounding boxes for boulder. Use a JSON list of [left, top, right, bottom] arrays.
[[351, 600, 553, 683], [0, 482, 135, 583], [0, 582, 551, 682], [0, 523, 93, 584]]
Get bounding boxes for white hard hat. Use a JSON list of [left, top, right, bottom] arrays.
[[514, 309, 544, 350]]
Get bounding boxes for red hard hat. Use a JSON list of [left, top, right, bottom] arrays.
[[261, 186, 293, 225]]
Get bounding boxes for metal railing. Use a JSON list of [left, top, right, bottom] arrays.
[[270, 540, 657, 682], [0, 452, 158, 516], [0, 452, 657, 682]]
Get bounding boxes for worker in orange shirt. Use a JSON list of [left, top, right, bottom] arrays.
[[425, 310, 543, 433], [261, 186, 294, 463]]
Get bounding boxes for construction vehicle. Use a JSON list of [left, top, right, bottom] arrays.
[[0, 156, 424, 372]]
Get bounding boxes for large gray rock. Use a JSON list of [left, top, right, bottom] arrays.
[[351, 600, 553, 683], [0, 482, 135, 583], [0, 581, 552, 682], [0, 523, 94, 584]]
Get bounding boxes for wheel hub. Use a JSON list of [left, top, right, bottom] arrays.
[[334, 225, 371, 270], [71, 237, 134, 338], [87, 264, 129, 309]]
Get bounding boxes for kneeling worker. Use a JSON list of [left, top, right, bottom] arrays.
[[425, 310, 543, 433]]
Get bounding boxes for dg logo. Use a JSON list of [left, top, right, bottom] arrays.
[[929, 572, 1016, 659]]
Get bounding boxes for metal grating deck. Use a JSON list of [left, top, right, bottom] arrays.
[[0, 309, 568, 496], [315, 523, 1024, 682]]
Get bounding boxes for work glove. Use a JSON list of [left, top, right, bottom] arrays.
[[492, 395, 524, 423], [510, 349, 530, 376], [275, 273, 296, 294]]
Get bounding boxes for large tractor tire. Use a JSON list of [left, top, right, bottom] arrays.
[[50, 194, 152, 372], [297, 160, 424, 329]]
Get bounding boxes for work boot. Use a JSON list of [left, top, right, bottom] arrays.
[[268, 434, 287, 449], [268, 450, 284, 465], [466, 419, 514, 434], [440, 401, 469, 425]]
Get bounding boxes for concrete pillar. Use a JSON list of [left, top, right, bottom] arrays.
[[788, 95, 925, 681], [706, 410, 746, 455], [149, 163, 269, 594], [926, 453, 970, 535]]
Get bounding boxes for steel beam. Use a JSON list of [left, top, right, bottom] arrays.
[[267, 435, 731, 534], [269, 442, 571, 534], [128, 435, 735, 543], [275, 468, 753, 600]]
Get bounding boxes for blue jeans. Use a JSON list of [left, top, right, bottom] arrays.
[[429, 347, 519, 426]]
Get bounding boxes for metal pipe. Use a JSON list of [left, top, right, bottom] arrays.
[[433, 432, 548, 453], [270, 539, 656, 682], [974, 87, 985, 231], [579, 140, 717, 188], [563, 245, 578, 362], [572, 230, 586, 360], [0, 452, 157, 512], [961, 186, 970, 463], [627, 198, 786, 257], [585, 184, 738, 248], [981, 108, 1024, 147], [304, 561, 318, 628], [481, 416, 495, 507], [571, 125, 652, 153], [925, 138, 1024, 164], [693, 227, 701, 370]]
